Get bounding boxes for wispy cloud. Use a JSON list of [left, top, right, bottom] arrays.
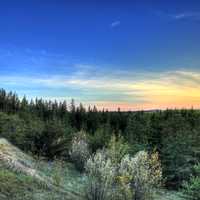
[[156, 11, 200, 21], [110, 20, 121, 28], [1, 66, 200, 110], [170, 12, 200, 20], [0, 47, 200, 110]]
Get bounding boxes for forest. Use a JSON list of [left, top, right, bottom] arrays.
[[0, 88, 200, 200]]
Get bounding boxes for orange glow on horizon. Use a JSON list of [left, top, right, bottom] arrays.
[[91, 102, 200, 111]]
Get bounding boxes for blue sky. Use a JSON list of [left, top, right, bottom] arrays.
[[1, 0, 200, 110]]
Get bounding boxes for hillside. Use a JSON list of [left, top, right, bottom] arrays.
[[0, 138, 185, 200], [0, 138, 85, 200]]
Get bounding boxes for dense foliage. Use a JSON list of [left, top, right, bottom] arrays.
[[0, 88, 200, 191], [117, 151, 162, 200], [70, 131, 90, 171], [85, 149, 115, 200], [182, 164, 200, 200], [85, 147, 162, 200]]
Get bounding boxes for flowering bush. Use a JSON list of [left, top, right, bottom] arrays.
[[69, 131, 90, 171]]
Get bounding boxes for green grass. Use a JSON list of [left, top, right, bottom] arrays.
[[0, 138, 186, 200], [0, 160, 86, 200], [33, 159, 86, 198], [0, 169, 42, 200], [0, 164, 185, 200], [154, 189, 185, 200], [0, 138, 85, 199]]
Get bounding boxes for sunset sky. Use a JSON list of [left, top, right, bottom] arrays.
[[0, 0, 200, 110]]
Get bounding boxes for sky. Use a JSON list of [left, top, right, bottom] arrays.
[[0, 0, 200, 110]]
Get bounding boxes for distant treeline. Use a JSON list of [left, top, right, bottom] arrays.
[[0, 88, 128, 133], [0, 88, 200, 189]]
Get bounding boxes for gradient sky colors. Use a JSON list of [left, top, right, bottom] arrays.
[[0, 0, 200, 110]]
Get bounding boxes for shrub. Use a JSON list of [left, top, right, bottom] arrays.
[[39, 120, 70, 159], [88, 125, 111, 152], [161, 130, 200, 188], [70, 131, 90, 171], [85, 148, 162, 200], [118, 151, 162, 200], [85, 150, 116, 200], [0, 112, 27, 147], [182, 164, 200, 200], [107, 134, 130, 164]]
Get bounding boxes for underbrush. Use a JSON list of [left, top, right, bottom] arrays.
[[0, 159, 85, 199], [0, 161, 185, 200], [0, 137, 186, 200], [0, 169, 40, 200]]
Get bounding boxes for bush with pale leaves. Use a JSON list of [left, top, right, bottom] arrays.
[[118, 151, 162, 200], [85, 150, 115, 200], [69, 131, 90, 171], [85, 148, 162, 200]]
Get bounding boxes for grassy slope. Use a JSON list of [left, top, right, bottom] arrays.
[[0, 138, 84, 200], [154, 190, 185, 200], [0, 138, 184, 200]]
